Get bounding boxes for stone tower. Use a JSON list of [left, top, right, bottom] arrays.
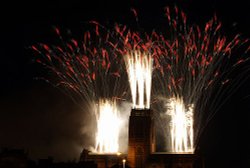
[[127, 109, 155, 168]]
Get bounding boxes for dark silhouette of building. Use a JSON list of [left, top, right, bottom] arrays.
[[84, 153, 127, 168], [36, 157, 97, 168], [0, 148, 97, 168], [0, 148, 28, 168]]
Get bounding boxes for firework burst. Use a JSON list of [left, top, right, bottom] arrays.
[[32, 24, 130, 153], [152, 6, 250, 153]]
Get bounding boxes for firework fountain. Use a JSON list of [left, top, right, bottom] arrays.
[[124, 50, 153, 109], [94, 99, 121, 153], [112, 20, 156, 110], [166, 97, 193, 152], [152, 7, 250, 153], [32, 24, 129, 154]]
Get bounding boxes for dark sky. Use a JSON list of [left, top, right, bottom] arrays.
[[1, 0, 250, 165]]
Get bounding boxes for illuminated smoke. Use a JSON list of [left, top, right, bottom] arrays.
[[124, 50, 153, 109], [166, 97, 193, 153], [94, 99, 121, 153]]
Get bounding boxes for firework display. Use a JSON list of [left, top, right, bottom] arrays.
[[32, 6, 250, 154], [152, 7, 250, 152]]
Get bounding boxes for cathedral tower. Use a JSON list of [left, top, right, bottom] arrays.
[[127, 109, 155, 168]]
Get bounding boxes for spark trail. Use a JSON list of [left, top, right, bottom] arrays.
[[166, 97, 193, 152], [124, 50, 153, 109], [95, 99, 121, 153]]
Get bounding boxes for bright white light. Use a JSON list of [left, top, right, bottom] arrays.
[[94, 99, 121, 153], [166, 97, 194, 153], [122, 159, 126, 168], [124, 50, 153, 109]]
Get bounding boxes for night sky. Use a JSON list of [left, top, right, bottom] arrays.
[[1, 0, 250, 166]]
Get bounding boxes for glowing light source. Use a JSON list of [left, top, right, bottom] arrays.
[[125, 50, 153, 109], [122, 159, 126, 168], [94, 99, 121, 153], [166, 97, 194, 153]]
